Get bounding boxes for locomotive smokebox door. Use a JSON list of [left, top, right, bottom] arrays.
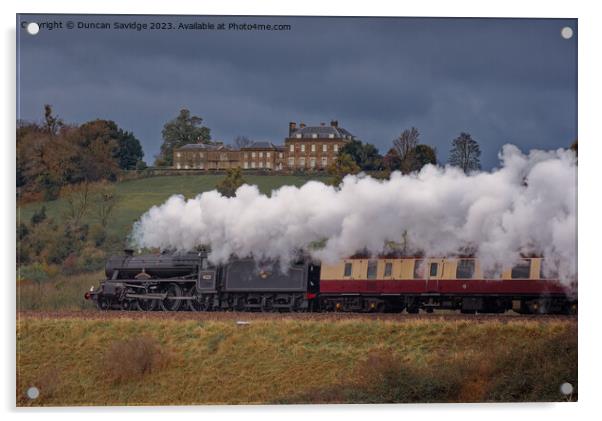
[[197, 270, 216, 291]]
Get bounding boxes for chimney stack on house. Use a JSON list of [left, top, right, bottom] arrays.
[[288, 121, 297, 137], [330, 120, 339, 128]]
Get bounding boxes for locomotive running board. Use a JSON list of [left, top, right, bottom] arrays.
[[125, 293, 198, 300]]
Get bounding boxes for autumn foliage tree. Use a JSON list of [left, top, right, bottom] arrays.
[[328, 153, 361, 186], [17, 105, 144, 201]]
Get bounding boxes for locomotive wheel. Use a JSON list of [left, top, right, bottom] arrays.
[[97, 298, 111, 311], [160, 283, 183, 311], [188, 287, 208, 312], [261, 296, 274, 312], [136, 298, 157, 311]]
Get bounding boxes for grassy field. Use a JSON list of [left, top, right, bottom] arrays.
[[17, 271, 102, 311], [16, 315, 577, 406], [18, 174, 329, 240]]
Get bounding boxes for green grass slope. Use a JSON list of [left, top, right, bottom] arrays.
[[18, 174, 329, 240]]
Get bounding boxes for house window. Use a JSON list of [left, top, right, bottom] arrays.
[[311, 144, 316, 152], [259, 152, 263, 158], [176, 152, 181, 158], [457, 259, 475, 279], [344, 262, 352, 277], [384, 262, 393, 277], [413, 259, 425, 279], [288, 157, 295, 167], [511, 259, 531, 279], [301, 144, 305, 152], [243, 162, 248, 169], [259, 161, 264, 168], [176, 163, 181, 169], [321, 157, 328, 167], [290, 144, 294, 152], [199, 163, 204, 169], [310, 158, 316, 168], [266, 161, 271, 168], [322, 144, 327, 152], [299, 157, 305, 167], [266, 152, 271, 158], [329, 133, 335, 139], [279, 152, 283, 158], [296, 133, 302, 139], [184, 164, 189, 169], [252, 152, 256, 158], [334, 144, 339, 152], [244, 152, 248, 159], [199, 152, 204, 158], [312, 133, 317, 139], [367, 260, 377, 279], [251, 162, 256, 169], [429, 263, 438, 277]]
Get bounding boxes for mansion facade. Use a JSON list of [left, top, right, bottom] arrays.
[[173, 120, 355, 171]]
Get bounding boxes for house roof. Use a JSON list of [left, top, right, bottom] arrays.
[[289, 125, 355, 140], [241, 141, 280, 150]]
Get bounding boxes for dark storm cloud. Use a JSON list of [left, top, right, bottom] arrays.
[[17, 15, 577, 168]]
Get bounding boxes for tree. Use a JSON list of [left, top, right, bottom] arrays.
[[79, 119, 144, 170], [340, 139, 383, 171], [216, 167, 245, 197], [413, 144, 437, 170], [93, 183, 119, 228], [43, 104, 63, 136], [327, 153, 361, 186], [393, 127, 420, 174], [158, 109, 211, 166], [570, 139, 578, 156], [234, 135, 252, 149], [383, 148, 402, 172], [448, 132, 481, 174]]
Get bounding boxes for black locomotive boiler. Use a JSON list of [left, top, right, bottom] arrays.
[[86, 249, 321, 312]]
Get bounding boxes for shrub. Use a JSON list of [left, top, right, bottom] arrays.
[[103, 336, 167, 383], [19, 263, 50, 285]]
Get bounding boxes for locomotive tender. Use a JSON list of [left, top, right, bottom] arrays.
[[86, 249, 576, 314]]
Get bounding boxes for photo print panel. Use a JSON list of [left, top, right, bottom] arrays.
[[16, 14, 577, 406]]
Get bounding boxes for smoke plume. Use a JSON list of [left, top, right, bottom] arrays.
[[131, 145, 577, 286]]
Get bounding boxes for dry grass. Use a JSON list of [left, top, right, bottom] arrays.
[[103, 336, 167, 384], [16, 316, 577, 406], [17, 271, 101, 311]]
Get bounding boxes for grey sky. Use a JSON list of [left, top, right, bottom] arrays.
[[17, 14, 577, 169]]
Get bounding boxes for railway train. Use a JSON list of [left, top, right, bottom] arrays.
[[85, 249, 577, 314]]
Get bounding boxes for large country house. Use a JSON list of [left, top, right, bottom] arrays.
[[173, 120, 356, 171]]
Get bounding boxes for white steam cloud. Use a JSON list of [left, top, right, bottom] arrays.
[[131, 145, 577, 286]]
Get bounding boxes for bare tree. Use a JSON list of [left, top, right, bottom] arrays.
[[233, 135, 252, 149], [393, 127, 420, 174], [94, 184, 119, 227], [63, 182, 91, 226], [448, 132, 481, 174]]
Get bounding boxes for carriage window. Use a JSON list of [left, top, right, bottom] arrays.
[[429, 263, 438, 277], [413, 259, 425, 279], [344, 262, 352, 277], [367, 260, 377, 279], [457, 259, 475, 279], [384, 262, 393, 277], [511, 259, 531, 279]]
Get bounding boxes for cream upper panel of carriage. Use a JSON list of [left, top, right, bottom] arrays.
[[319, 258, 545, 281]]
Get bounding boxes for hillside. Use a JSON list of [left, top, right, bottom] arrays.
[[16, 314, 577, 406], [18, 174, 329, 240]]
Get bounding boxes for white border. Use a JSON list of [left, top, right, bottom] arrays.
[[3, 1, 600, 420]]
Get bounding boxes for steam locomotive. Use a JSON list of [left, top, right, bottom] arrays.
[[85, 249, 577, 314]]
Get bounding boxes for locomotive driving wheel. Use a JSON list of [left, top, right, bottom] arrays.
[[188, 286, 208, 311], [160, 283, 183, 311], [135, 297, 157, 311]]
